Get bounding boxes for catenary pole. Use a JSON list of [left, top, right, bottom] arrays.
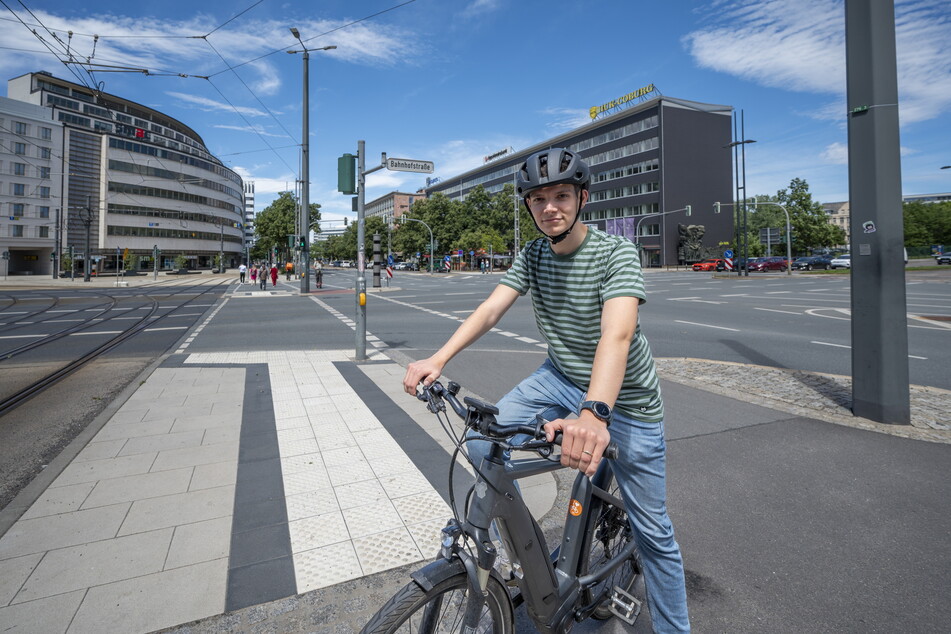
[[845, 0, 909, 424]]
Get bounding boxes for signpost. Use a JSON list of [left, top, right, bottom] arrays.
[[385, 158, 434, 174]]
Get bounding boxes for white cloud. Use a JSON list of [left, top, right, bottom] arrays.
[[167, 92, 267, 117], [540, 107, 592, 133], [213, 124, 288, 138], [462, 0, 504, 18], [683, 0, 951, 125], [821, 142, 848, 164]]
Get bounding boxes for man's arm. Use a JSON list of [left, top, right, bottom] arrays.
[[545, 295, 639, 475], [402, 284, 520, 394]]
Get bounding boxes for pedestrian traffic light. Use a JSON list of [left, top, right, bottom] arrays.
[[338, 153, 356, 195], [299, 236, 306, 249]]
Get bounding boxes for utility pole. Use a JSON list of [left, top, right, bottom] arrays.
[[845, 0, 909, 424], [82, 195, 93, 282]]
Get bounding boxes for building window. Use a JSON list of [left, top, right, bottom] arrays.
[[14, 163, 26, 176], [40, 148, 51, 159], [12, 203, 25, 216], [12, 225, 24, 237], [13, 183, 25, 196], [14, 142, 26, 155], [39, 166, 50, 179], [39, 186, 50, 199], [15, 121, 28, 135], [40, 127, 52, 140], [39, 206, 50, 218], [39, 226, 49, 237]]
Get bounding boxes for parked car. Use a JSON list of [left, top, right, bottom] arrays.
[[792, 256, 833, 271], [829, 254, 851, 269], [747, 256, 788, 272], [935, 253, 951, 265], [692, 258, 726, 272]]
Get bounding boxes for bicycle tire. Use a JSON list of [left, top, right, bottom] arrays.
[[580, 471, 642, 621], [361, 560, 513, 634]]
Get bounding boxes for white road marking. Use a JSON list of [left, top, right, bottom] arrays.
[[674, 320, 740, 332]]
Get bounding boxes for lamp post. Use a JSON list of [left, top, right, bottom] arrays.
[[79, 195, 94, 282], [397, 216, 435, 274], [725, 111, 756, 276], [289, 28, 335, 294], [716, 201, 792, 275], [633, 206, 692, 267]]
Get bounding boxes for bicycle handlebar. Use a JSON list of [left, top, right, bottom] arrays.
[[418, 380, 618, 460]]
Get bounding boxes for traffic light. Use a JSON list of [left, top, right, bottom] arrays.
[[338, 154, 356, 195], [685, 205, 692, 216], [299, 236, 306, 249], [713, 201, 721, 214]]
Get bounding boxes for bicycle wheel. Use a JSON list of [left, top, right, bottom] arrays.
[[361, 560, 513, 634], [580, 472, 641, 620]]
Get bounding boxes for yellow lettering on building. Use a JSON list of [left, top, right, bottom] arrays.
[[589, 83, 656, 119]]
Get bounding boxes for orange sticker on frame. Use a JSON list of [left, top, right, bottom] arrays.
[[568, 499, 583, 516]]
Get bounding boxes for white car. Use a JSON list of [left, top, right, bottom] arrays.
[[830, 254, 851, 269]]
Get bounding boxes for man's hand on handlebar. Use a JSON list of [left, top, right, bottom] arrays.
[[403, 357, 444, 396], [544, 414, 611, 477]]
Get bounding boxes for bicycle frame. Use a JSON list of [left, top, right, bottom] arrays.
[[444, 437, 638, 633]]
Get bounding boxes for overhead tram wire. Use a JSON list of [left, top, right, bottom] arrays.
[[205, 0, 418, 77], [204, 0, 264, 37]]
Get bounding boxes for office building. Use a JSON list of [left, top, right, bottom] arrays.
[[6, 71, 244, 274], [425, 90, 734, 266]]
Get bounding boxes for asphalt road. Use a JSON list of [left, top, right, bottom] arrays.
[[317, 267, 951, 397]]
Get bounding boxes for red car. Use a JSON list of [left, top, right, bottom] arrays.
[[692, 258, 727, 272], [747, 257, 788, 272]]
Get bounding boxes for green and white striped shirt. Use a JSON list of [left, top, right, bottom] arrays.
[[500, 228, 663, 422]]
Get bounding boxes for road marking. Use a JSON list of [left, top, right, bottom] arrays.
[[0, 334, 44, 340], [754, 307, 802, 315], [144, 326, 190, 332], [674, 320, 739, 332], [667, 297, 726, 305], [811, 340, 927, 359], [70, 330, 124, 336], [764, 291, 792, 294]]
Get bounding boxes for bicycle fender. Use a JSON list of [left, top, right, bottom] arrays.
[[410, 558, 467, 592]]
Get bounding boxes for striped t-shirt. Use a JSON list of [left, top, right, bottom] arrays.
[[499, 228, 663, 422]]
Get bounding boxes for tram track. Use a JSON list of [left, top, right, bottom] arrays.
[[0, 279, 231, 418]]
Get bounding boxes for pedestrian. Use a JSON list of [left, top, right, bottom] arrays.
[[402, 148, 690, 632], [238, 263, 247, 283], [285, 261, 293, 281], [270, 264, 278, 287], [250, 265, 258, 285], [260, 264, 267, 289], [314, 260, 323, 289]]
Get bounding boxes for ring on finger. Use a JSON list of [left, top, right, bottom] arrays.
[[582, 450, 593, 456]]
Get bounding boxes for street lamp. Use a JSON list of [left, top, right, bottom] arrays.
[[289, 28, 336, 294], [397, 217, 435, 274], [725, 109, 755, 276]]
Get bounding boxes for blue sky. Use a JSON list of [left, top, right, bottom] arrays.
[[2, 0, 949, 225]]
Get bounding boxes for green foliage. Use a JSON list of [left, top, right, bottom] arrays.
[[123, 254, 140, 272], [903, 201, 951, 246], [174, 253, 188, 270], [254, 191, 321, 262]]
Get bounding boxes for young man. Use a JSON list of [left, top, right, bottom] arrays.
[[403, 148, 689, 632]]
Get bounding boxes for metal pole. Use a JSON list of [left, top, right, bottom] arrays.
[[355, 139, 367, 360], [219, 222, 224, 275], [740, 111, 750, 277], [513, 171, 520, 260], [845, 0, 909, 423], [84, 195, 91, 282], [300, 46, 311, 294]]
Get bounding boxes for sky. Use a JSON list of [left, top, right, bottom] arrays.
[[1, 0, 949, 226]]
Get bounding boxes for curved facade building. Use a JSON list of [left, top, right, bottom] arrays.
[[7, 71, 244, 273]]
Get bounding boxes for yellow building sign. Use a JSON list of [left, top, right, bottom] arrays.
[[589, 84, 656, 119]]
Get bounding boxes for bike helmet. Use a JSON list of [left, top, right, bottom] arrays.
[[516, 148, 590, 197], [516, 148, 590, 244]]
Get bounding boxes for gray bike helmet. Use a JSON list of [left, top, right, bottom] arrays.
[[516, 148, 590, 244]]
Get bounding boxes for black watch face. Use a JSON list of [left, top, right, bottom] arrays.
[[593, 402, 611, 419]]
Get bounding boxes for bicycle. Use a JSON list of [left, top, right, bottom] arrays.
[[361, 380, 643, 633]]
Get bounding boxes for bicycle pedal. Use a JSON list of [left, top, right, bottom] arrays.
[[608, 586, 642, 625]]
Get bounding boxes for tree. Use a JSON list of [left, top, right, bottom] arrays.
[[253, 191, 320, 262], [776, 178, 845, 252], [904, 201, 951, 246]]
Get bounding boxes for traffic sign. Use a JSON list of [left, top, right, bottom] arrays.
[[724, 249, 734, 258], [386, 158, 434, 173]]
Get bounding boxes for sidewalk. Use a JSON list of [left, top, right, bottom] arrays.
[[0, 280, 948, 633]]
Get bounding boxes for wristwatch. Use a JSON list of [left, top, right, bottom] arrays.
[[580, 400, 612, 426]]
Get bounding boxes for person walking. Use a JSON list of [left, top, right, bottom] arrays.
[[314, 260, 323, 289], [259, 263, 267, 289], [402, 148, 690, 632], [238, 263, 247, 283], [250, 265, 258, 285], [269, 264, 278, 287]]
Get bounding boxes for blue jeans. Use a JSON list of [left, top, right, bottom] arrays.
[[474, 359, 690, 633]]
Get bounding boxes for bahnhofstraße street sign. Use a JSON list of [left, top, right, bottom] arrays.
[[386, 157, 434, 173]]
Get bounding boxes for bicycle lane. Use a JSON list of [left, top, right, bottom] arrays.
[[0, 282, 526, 633]]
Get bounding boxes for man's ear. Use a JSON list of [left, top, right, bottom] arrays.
[[579, 188, 589, 208]]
